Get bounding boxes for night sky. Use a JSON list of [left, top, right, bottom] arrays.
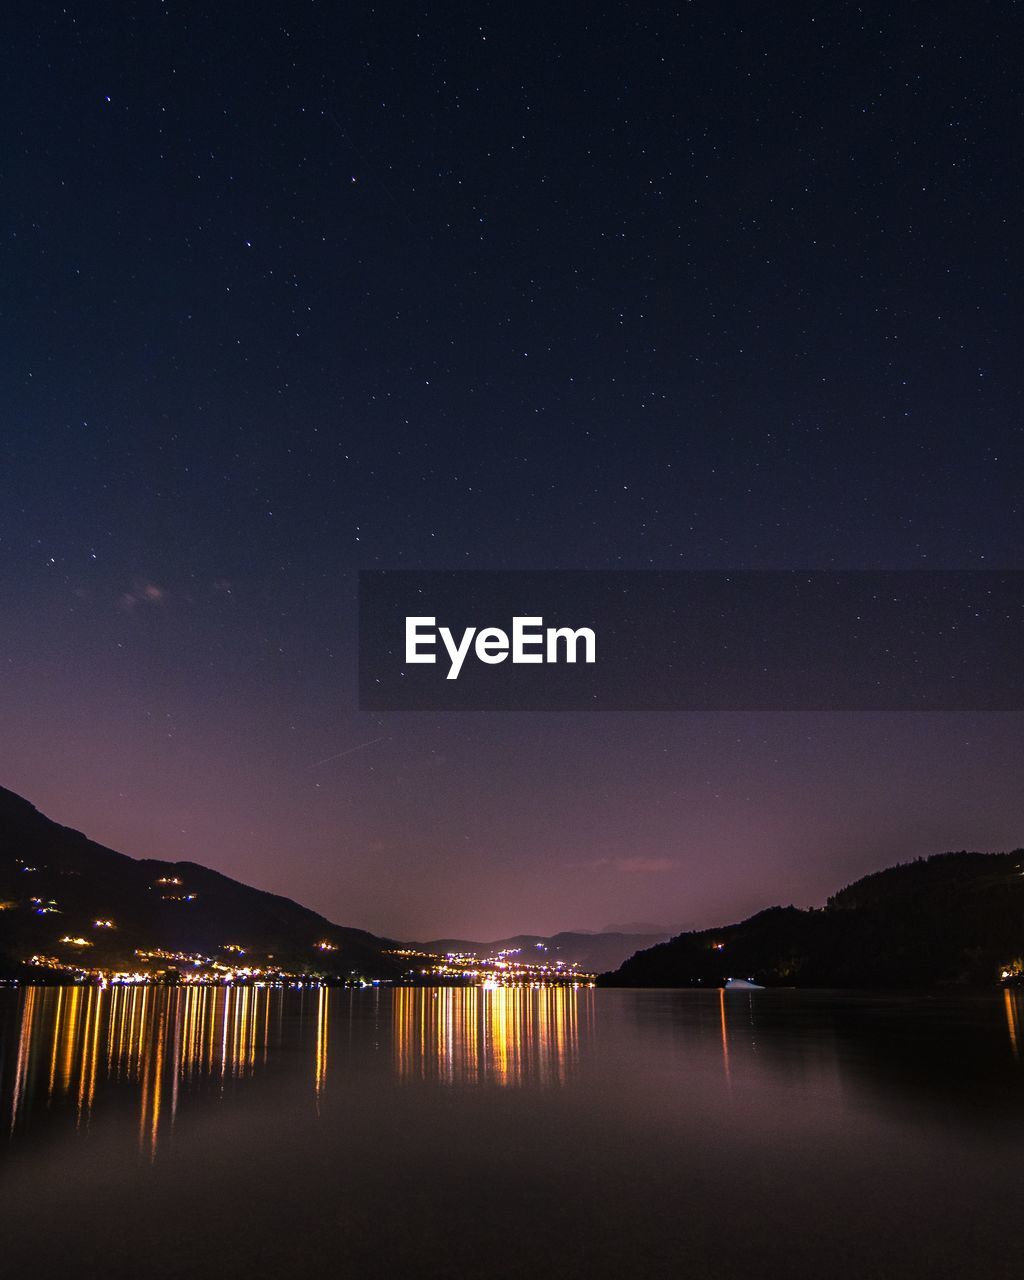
[[1, 3, 1021, 941]]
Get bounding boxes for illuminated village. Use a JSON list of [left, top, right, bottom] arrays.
[[20, 942, 595, 988], [385, 944, 595, 987], [3, 846, 596, 990], [5, 871, 594, 987]]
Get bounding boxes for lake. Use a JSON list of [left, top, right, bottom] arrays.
[[2, 983, 1022, 1278]]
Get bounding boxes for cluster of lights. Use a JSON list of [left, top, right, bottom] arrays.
[[136, 948, 213, 964], [19, 912, 590, 991], [153, 876, 195, 901], [21, 950, 375, 988], [387, 947, 592, 985]]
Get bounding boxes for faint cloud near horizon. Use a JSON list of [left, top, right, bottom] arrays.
[[119, 581, 167, 612], [590, 856, 674, 874]]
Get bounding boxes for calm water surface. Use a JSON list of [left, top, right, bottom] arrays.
[[2, 984, 1023, 1279]]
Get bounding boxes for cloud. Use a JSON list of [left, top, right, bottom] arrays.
[[119, 581, 167, 612], [590, 856, 674, 874]]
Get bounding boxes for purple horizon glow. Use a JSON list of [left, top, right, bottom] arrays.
[[3, 671, 1021, 940]]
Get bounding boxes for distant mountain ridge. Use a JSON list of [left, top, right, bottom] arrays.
[[0, 786, 399, 980], [411, 929, 671, 975], [601, 849, 1024, 989], [601, 921, 672, 935]]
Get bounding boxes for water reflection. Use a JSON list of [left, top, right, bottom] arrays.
[[633, 986, 1024, 1126], [6, 984, 278, 1156], [5, 984, 1023, 1165], [2, 983, 591, 1156], [718, 987, 731, 1087], [4, 984, 1024, 1279], [1005, 988, 1020, 1060], [315, 985, 329, 1100], [392, 985, 588, 1087]]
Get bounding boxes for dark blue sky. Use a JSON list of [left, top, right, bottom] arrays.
[[1, 3, 1021, 938]]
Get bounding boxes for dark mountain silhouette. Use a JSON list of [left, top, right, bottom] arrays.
[[0, 786, 400, 980], [601, 850, 1024, 988], [601, 921, 672, 935], [412, 929, 671, 975]]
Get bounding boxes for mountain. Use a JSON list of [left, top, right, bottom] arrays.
[[0, 786, 399, 981], [600, 850, 1024, 989], [411, 930, 670, 974], [601, 921, 672, 935]]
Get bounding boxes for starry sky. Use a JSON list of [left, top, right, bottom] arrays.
[[1, 3, 1021, 941]]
